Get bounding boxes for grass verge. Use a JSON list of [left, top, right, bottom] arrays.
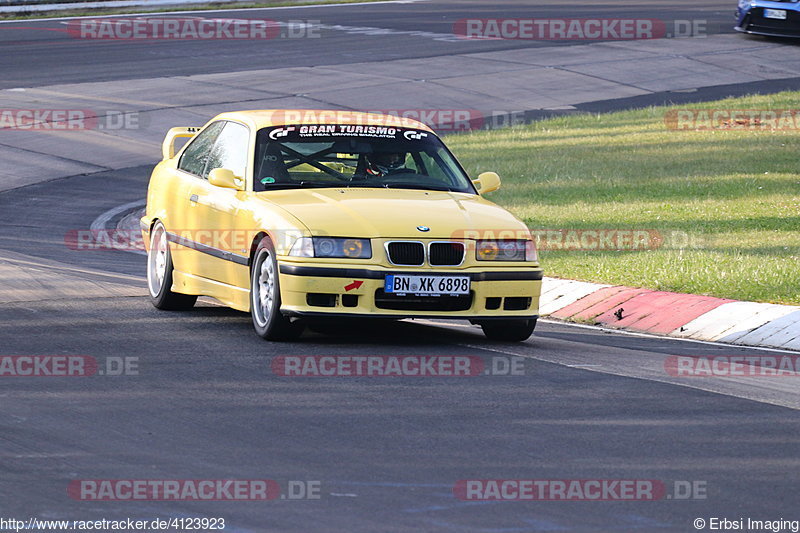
[[447, 91, 800, 305]]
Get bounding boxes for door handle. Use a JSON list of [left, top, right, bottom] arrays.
[[190, 194, 198, 203]]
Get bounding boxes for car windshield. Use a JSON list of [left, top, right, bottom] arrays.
[[253, 124, 476, 193]]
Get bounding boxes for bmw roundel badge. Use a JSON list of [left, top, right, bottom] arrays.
[[417, 225, 430, 232]]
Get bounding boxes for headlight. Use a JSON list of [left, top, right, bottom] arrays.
[[526, 239, 538, 262], [476, 240, 535, 262], [289, 237, 314, 257], [289, 237, 372, 259]]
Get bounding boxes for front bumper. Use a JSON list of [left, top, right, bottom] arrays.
[[736, 5, 800, 37], [277, 263, 542, 320]]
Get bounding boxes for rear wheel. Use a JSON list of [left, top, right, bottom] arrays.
[[147, 221, 197, 310], [480, 318, 537, 342], [250, 237, 304, 341]]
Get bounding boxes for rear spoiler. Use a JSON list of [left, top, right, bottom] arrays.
[[161, 126, 202, 160]]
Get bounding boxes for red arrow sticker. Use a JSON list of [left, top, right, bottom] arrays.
[[344, 280, 364, 292]]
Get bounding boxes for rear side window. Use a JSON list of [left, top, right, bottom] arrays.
[[178, 121, 225, 177], [204, 121, 249, 179]]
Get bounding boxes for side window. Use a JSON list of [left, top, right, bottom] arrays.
[[417, 151, 452, 185], [178, 121, 225, 177], [204, 122, 249, 180]]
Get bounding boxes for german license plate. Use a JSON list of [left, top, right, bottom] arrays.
[[764, 9, 787, 19], [384, 274, 470, 296]]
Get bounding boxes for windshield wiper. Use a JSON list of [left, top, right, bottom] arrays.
[[382, 183, 454, 192], [258, 182, 347, 191], [297, 182, 349, 188], [259, 182, 457, 192]]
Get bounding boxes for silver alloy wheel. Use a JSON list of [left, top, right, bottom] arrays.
[[147, 224, 168, 298], [252, 249, 276, 327]]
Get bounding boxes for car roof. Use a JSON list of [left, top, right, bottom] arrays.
[[212, 109, 434, 132]]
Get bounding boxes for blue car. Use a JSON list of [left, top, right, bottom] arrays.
[[736, 0, 800, 37]]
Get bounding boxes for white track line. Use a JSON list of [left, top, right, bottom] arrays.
[[90, 199, 147, 256], [89, 199, 145, 233], [0, 0, 427, 23], [538, 318, 800, 355], [416, 317, 798, 355]]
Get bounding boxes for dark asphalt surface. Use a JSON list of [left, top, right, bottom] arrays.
[[1, 294, 799, 532], [1, 1, 800, 532], [0, 0, 738, 89]]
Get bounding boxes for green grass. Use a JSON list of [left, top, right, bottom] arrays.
[[447, 92, 800, 305], [0, 0, 385, 20]]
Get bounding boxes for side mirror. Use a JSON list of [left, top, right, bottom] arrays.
[[208, 168, 243, 191], [473, 171, 501, 195]]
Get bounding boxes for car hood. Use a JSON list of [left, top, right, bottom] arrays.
[[254, 187, 529, 239]]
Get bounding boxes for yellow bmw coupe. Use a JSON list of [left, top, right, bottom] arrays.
[[141, 110, 542, 341]]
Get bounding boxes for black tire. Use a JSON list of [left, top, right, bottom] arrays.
[[147, 221, 197, 310], [480, 318, 537, 342], [250, 237, 304, 341]]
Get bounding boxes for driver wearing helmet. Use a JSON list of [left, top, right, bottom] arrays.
[[365, 152, 406, 177]]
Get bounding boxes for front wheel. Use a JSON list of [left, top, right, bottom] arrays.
[[147, 221, 197, 310], [480, 318, 537, 342], [250, 238, 304, 341]]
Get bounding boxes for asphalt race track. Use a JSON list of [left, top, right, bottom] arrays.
[[0, 0, 740, 88], [1, 1, 800, 532]]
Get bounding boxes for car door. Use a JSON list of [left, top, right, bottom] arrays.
[[169, 120, 225, 276], [184, 120, 251, 287]]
